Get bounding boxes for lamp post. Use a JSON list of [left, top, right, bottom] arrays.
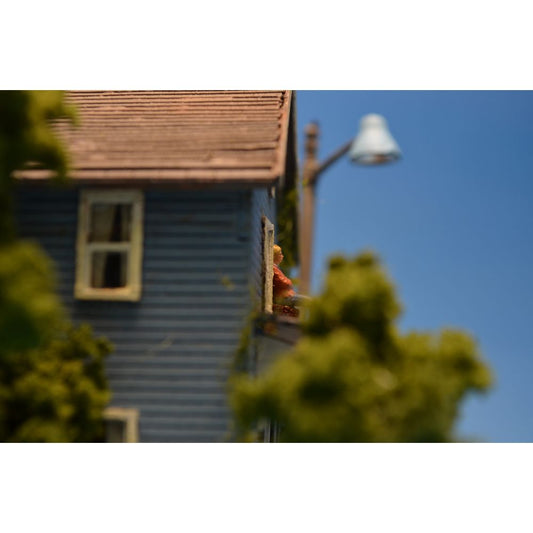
[[299, 114, 402, 296]]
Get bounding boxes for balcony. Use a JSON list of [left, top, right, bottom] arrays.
[[254, 296, 309, 375]]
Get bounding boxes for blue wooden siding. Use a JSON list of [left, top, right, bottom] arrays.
[[14, 185, 274, 442]]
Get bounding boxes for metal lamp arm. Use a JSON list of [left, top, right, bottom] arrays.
[[304, 122, 353, 187], [311, 139, 353, 185]]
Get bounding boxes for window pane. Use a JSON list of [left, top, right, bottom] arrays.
[[89, 203, 132, 242], [105, 420, 127, 443], [90, 251, 128, 288]]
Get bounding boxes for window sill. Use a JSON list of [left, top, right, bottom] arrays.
[[74, 285, 141, 302]]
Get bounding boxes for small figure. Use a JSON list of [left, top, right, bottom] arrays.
[[272, 244, 298, 317]]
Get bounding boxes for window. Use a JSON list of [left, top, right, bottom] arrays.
[[75, 189, 144, 301], [262, 216, 274, 313], [257, 419, 279, 443], [103, 407, 139, 443]]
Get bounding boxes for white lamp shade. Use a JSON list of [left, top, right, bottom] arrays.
[[349, 114, 401, 165]]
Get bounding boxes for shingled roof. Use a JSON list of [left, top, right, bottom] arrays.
[[16, 90, 294, 186]]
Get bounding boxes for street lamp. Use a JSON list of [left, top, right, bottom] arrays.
[[299, 114, 402, 295]]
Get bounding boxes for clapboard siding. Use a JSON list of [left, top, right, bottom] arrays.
[[14, 185, 259, 442]]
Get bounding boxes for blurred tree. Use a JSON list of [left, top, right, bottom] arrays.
[[0, 91, 112, 442], [230, 252, 492, 442], [0, 91, 74, 243]]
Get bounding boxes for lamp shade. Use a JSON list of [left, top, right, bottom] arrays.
[[349, 114, 401, 165]]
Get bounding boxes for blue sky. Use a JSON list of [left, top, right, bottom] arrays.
[[295, 91, 533, 442]]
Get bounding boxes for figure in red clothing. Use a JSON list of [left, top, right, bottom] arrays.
[[272, 244, 298, 317]]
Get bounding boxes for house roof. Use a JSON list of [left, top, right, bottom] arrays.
[[16, 91, 294, 186]]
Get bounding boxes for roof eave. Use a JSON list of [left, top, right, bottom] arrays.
[[270, 90, 293, 183], [13, 169, 280, 189]]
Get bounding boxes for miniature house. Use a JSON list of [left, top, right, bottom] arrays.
[[14, 91, 298, 442]]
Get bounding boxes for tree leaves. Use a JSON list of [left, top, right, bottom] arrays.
[[230, 251, 492, 442], [0, 91, 111, 442]]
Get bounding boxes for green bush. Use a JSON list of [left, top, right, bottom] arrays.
[[230, 252, 492, 442], [0, 91, 112, 442]]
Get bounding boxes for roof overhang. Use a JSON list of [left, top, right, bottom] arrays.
[[15, 90, 295, 188]]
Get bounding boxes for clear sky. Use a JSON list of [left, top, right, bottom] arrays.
[[295, 91, 533, 443]]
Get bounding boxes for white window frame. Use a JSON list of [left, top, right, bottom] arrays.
[[75, 189, 144, 301], [262, 216, 274, 313], [103, 407, 139, 443], [257, 418, 279, 443]]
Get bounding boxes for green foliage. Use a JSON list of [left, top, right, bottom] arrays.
[[0, 323, 112, 442], [276, 182, 298, 270], [0, 90, 111, 442], [0, 91, 76, 180], [231, 310, 255, 375], [0, 242, 64, 353], [230, 285, 262, 375], [230, 251, 492, 442], [0, 91, 76, 243], [0, 243, 113, 442]]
